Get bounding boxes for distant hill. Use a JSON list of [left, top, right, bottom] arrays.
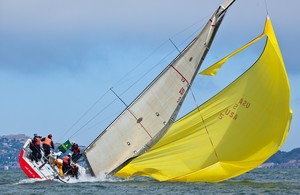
[[0, 134, 299, 170], [0, 134, 30, 169], [261, 148, 300, 168]]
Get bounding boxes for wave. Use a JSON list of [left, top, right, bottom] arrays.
[[16, 178, 48, 184]]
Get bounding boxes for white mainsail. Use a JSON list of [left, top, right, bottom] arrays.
[[84, 0, 236, 177]]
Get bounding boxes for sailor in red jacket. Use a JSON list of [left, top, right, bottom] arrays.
[[62, 153, 79, 179], [71, 141, 81, 162], [62, 153, 71, 174]]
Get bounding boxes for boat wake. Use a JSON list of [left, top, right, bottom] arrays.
[[16, 178, 49, 184], [64, 171, 132, 183]]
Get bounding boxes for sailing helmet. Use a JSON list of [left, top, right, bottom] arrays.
[[68, 153, 72, 156], [48, 134, 52, 138], [34, 133, 37, 137], [72, 141, 76, 144]]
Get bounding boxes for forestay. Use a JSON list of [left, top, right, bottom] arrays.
[[84, 0, 236, 176]]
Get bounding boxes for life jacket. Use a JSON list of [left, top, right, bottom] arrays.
[[63, 155, 70, 164], [72, 144, 80, 154], [74, 146, 80, 154], [43, 137, 52, 146], [34, 137, 41, 146]]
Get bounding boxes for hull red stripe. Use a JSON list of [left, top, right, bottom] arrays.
[[19, 149, 42, 179]]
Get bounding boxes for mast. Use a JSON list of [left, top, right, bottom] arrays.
[[84, 0, 236, 177]]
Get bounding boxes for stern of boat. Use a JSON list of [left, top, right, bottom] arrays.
[[19, 139, 88, 183], [19, 139, 57, 180]]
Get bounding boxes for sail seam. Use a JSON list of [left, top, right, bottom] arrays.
[[170, 65, 190, 86], [126, 108, 153, 138]]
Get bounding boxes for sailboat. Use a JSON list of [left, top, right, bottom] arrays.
[[19, 0, 292, 183]]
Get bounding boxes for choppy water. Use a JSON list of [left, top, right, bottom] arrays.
[[0, 169, 299, 194]]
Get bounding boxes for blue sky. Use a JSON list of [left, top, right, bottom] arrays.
[[0, 0, 299, 151]]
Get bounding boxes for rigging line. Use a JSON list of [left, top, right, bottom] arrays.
[[190, 86, 220, 161], [169, 39, 181, 53], [177, 24, 204, 49], [66, 42, 176, 141], [66, 15, 211, 142], [59, 13, 212, 144], [118, 48, 177, 97], [58, 89, 111, 143], [189, 86, 200, 109], [67, 94, 119, 141], [112, 39, 170, 88], [264, 0, 269, 15], [170, 14, 211, 40], [110, 88, 128, 107], [113, 19, 208, 98], [113, 15, 209, 89], [76, 109, 120, 135]]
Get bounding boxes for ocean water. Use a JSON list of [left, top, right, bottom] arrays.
[[0, 169, 299, 194]]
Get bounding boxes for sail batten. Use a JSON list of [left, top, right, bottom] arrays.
[[84, 1, 235, 177]]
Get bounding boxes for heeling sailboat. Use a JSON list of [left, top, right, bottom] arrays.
[[83, 0, 236, 177], [115, 17, 292, 182]]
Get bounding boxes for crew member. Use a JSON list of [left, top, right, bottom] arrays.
[[70, 162, 79, 179], [52, 158, 63, 177], [41, 134, 54, 159], [71, 141, 81, 162], [30, 133, 41, 162], [62, 153, 71, 174]]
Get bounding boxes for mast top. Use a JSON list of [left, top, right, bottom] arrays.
[[217, 0, 236, 16]]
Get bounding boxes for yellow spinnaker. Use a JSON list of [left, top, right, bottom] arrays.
[[116, 17, 292, 182]]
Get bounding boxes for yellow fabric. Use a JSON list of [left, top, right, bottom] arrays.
[[116, 17, 292, 182], [53, 159, 63, 176], [200, 34, 264, 76], [200, 16, 283, 77]]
